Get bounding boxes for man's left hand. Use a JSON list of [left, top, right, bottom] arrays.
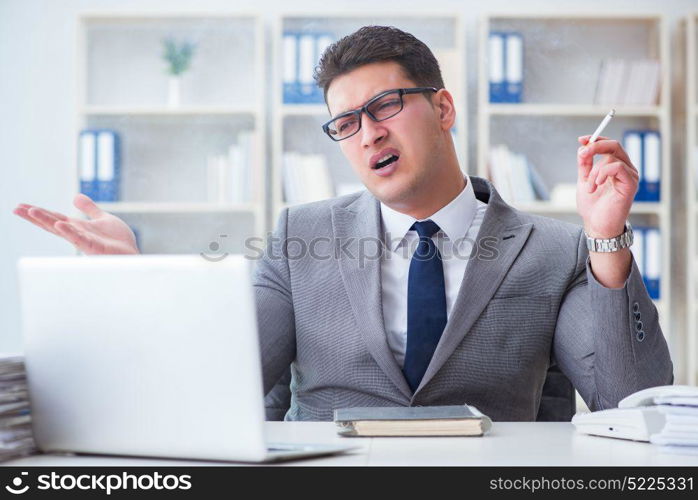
[[576, 135, 639, 238]]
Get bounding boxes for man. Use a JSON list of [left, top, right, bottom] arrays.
[[14, 26, 672, 421]]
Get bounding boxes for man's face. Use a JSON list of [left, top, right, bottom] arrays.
[[326, 61, 447, 207]]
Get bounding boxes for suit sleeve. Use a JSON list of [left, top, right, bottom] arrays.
[[552, 228, 673, 411], [252, 208, 296, 399]]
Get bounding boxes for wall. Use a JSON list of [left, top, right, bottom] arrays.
[[1, 0, 695, 380]]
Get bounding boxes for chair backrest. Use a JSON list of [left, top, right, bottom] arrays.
[[264, 365, 577, 422], [536, 364, 576, 421]]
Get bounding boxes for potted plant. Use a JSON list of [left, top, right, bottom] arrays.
[[162, 37, 197, 107]]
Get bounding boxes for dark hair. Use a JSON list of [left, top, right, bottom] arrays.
[[314, 26, 444, 104]]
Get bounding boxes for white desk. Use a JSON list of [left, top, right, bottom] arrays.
[[4, 422, 698, 466]]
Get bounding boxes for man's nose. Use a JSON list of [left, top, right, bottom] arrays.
[[360, 116, 387, 149]]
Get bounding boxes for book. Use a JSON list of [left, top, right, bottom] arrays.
[[282, 152, 334, 204], [594, 59, 660, 106], [333, 404, 492, 437], [488, 144, 545, 205]]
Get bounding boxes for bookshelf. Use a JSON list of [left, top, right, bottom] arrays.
[[687, 13, 698, 386], [76, 13, 266, 255], [272, 13, 467, 221], [478, 14, 672, 347]]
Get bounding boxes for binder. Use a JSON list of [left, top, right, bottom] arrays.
[[645, 227, 661, 300], [297, 34, 316, 101], [488, 32, 505, 103], [624, 130, 660, 202], [96, 130, 121, 202], [314, 34, 334, 103], [504, 33, 523, 103], [643, 131, 661, 202], [282, 32, 299, 104], [631, 226, 645, 285], [623, 131, 644, 201], [78, 130, 98, 199]]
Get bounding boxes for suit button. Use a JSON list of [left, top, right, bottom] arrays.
[[634, 312, 641, 321], [632, 302, 640, 313], [636, 321, 643, 331], [636, 331, 645, 342]]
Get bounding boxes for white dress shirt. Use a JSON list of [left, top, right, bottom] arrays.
[[380, 175, 488, 368]]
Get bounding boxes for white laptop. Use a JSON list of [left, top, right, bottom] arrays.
[[18, 255, 355, 463]]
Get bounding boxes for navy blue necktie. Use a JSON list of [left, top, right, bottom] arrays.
[[403, 219, 447, 392]]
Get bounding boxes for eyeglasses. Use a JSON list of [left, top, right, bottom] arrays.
[[321, 87, 438, 141]]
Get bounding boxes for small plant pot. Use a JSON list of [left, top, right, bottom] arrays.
[[167, 76, 181, 108]]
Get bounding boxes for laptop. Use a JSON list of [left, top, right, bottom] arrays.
[[18, 255, 355, 463]]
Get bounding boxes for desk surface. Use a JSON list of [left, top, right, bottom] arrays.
[[4, 422, 698, 466]]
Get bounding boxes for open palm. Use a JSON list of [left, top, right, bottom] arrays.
[[13, 194, 139, 255]]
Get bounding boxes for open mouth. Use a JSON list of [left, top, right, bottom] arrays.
[[372, 153, 399, 170]]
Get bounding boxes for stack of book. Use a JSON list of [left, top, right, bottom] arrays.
[[78, 129, 121, 202], [594, 59, 661, 106], [206, 130, 260, 204], [282, 152, 334, 205], [650, 389, 698, 456], [0, 355, 36, 462], [488, 145, 549, 205]]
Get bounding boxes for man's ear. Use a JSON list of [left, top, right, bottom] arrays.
[[435, 89, 456, 130]]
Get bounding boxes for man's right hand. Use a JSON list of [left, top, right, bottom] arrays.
[[13, 194, 140, 255]]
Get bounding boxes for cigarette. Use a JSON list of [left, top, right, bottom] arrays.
[[588, 109, 616, 145]]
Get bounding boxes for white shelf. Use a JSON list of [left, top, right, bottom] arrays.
[[281, 104, 328, 116], [97, 202, 258, 214], [77, 13, 267, 254], [485, 104, 662, 117], [83, 106, 258, 116], [481, 13, 662, 21], [479, 13, 674, 378]]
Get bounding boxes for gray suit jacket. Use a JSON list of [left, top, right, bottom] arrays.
[[253, 176, 673, 421]]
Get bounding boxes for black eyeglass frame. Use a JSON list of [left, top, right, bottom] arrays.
[[321, 87, 438, 141]]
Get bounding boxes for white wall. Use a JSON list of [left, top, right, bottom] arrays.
[[1, 0, 696, 358]]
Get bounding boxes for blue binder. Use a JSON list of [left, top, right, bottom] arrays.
[[283, 32, 334, 104], [504, 32, 523, 103], [78, 130, 98, 199], [488, 32, 506, 103], [633, 226, 660, 300], [489, 32, 524, 103], [282, 32, 300, 104], [95, 129, 121, 202], [624, 130, 661, 202]]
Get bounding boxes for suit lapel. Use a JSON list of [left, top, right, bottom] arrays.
[[415, 178, 534, 395], [332, 192, 413, 400]]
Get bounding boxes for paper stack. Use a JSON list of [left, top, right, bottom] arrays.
[[650, 387, 698, 455], [0, 355, 36, 462]]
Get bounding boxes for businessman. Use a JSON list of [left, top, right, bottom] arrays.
[[14, 26, 672, 421]]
